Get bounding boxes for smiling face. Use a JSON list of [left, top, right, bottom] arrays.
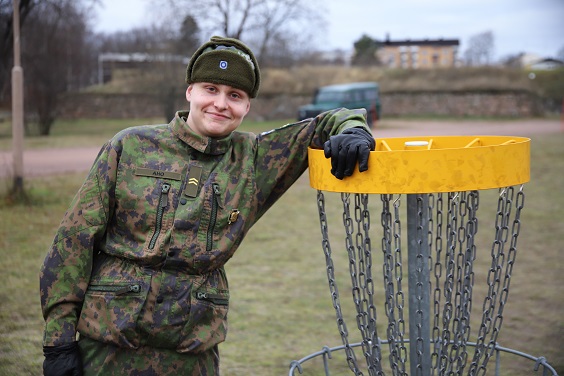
[[185, 82, 251, 138]]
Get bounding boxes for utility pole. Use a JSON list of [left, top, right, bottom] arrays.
[[12, 0, 25, 195]]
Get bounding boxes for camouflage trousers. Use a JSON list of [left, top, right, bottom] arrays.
[[78, 336, 220, 375]]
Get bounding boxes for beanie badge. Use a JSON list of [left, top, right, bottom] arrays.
[[219, 60, 228, 70]]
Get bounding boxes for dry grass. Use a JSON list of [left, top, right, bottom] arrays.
[[77, 65, 562, 100], [261, 66, 538, 96]]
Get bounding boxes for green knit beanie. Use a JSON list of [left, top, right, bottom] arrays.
[[186, 36, 261, 98]]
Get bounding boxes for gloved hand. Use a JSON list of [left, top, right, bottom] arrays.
[[43, 342, 83, 376], [324, 127, 375, 180]]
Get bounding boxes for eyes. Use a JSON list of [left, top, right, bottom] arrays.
[[203, 84, 247, 100], [229, 91, 243, 100]]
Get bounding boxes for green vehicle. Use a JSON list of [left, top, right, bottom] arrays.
[[297, 82, 381, 124]]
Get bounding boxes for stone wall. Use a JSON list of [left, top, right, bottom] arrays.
[[57, 92, 309, 121], [58, 90, 545, 121], [58, 93, 185, 120], [379, 90, 542, 117]]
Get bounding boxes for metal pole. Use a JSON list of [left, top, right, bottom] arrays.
[[561, 98, 563, 133], [11, 0, 24, 194], [407, 194, 431, 375], [98, 54, 103, 85]]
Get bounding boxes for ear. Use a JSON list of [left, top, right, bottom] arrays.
[[185, 85, 193, 102], [244, 100, 251, 115]]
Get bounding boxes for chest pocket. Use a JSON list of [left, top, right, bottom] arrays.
[[109, 166, 183, 260], [192, 170, 254, 272]]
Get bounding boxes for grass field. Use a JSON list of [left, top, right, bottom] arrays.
[[0, 118, 562, 375]]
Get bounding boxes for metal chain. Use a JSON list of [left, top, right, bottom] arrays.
[[413, 195, 432, 376], [431, 191, 479, 376], [316, 184, 524, 376], [317, 190, 361, 374], [381, 194, 408, 376], [429, 193, 442, 376], [355, 193, 384, 375], [381, 194, 396, 371], [436, 192, 458, 375], [342, 192, 384, 375], [451, 191, 479, 374], [394, 195, 408, 375], [459, 191, 479, 372], [468, 185, 525, 376]]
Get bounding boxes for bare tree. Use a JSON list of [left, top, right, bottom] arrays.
[[95, 18, 199, 56], [23, 1, 97, 135], [146, 19, 201, 120], [463, 30, 495, 66], [0, 0, 36, 102], [556, 44, 564, 61], [97, 17, 201, 120], [500, 52, 525, 68], [97, 28, 160, 54], [156, 0, 326, 67], [1, 0, 98, 135]]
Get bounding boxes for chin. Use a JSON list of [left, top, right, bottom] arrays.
[[206, 129, 230, 138]]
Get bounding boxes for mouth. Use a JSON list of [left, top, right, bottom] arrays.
[[206, 111, 231, 120]]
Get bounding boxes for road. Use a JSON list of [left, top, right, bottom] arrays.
[[0, 119, 561, 178]]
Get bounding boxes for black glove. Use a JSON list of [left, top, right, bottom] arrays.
[[324, 127, 375, 180], [43, 342, 83, 376]]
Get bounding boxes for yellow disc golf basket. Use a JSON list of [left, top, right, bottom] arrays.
[[289, 136, 557, 376]]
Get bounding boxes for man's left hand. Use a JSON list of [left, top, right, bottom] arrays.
[[324, 127, 375, 180]]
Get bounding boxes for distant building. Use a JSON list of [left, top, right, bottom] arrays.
[[529, 58, 564, 71], [504, 53, 564, 70], [97, 53, 189, 84], [376, 35, 460, 69], [316, 49, 354, 66], [504, 53, 542, 68]]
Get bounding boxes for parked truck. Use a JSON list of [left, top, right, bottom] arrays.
[[297, 82, 381, 126]]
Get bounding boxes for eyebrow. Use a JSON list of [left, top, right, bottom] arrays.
[[201, 83, 248, 97]]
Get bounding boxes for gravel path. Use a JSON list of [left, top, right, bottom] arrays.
[[0, 119, 561, 178]]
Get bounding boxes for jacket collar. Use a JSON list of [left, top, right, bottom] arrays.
[[170, 110, 233, 155]]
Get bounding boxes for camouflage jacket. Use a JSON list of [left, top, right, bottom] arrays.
[[40, 108, 368, 353]]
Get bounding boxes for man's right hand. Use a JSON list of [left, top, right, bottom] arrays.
[[43, 342, 83, 376]]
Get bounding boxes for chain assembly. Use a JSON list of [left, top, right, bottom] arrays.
[[342, 192, 383, 376], [317, 190, 361, 374], [467, 186, 524, 376], [381, 194, 408, 375], [430, 191, 479, 375], [315, 185, 525, 376]]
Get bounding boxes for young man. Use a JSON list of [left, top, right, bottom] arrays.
[[40, 36, 374, 375]]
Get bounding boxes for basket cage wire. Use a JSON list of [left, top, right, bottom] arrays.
[[288, 187, 558, 376]]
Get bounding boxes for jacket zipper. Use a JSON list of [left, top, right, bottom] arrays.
[[149, 182, 171, 250], [88, 284, 142, 295], [196, 291, 229, 306], [206, 183, 221, 252]]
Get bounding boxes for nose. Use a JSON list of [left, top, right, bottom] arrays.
[[214, 94, 228, 110]]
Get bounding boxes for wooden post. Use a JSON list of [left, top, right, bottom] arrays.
[[561, 98, 563, 133], [12, 0, 25, 194]]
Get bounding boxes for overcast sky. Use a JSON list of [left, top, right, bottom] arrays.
[[93, 0, 564, 60]]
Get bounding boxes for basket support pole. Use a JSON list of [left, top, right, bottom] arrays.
[[407, 194, 431, 376]]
